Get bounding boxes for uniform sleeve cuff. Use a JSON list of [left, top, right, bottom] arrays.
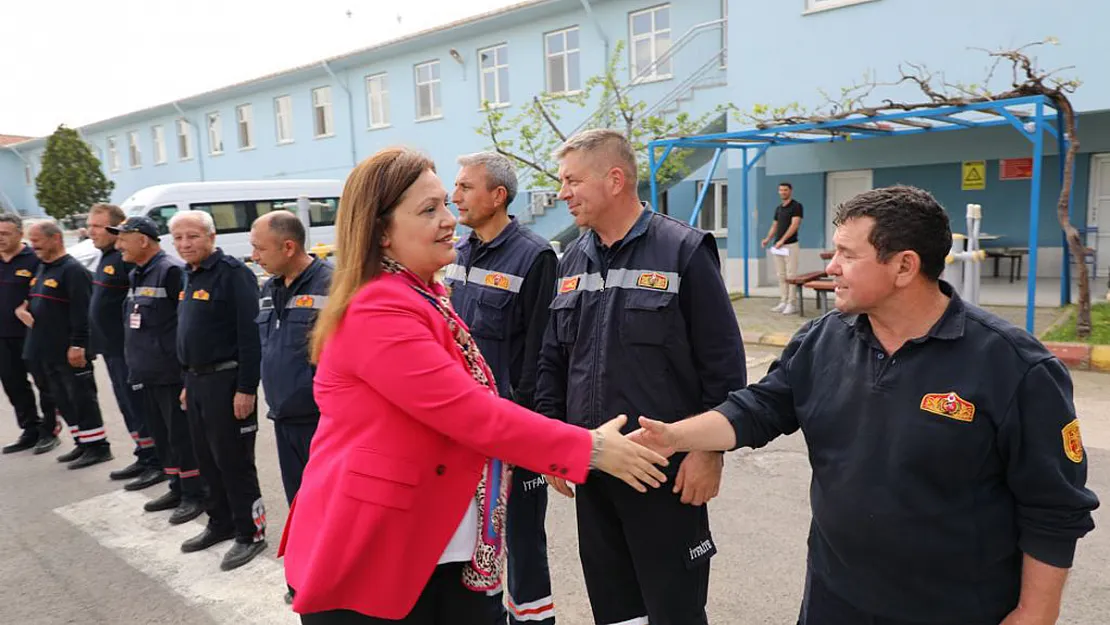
[[712, 398, 746, 451], [1020, 534, 1078, 568]]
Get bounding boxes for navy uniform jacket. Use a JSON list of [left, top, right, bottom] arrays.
[[177, 248, 261, 394], [535, 207, 747, 432], [0, 245, 39, 339], [23, 255, 92, 363], [257, 258, 333, 422], [716, 282, 1100, 623], [446, 218, 557, 409], [124, 250, 186, 387], [89, 248, 133, 357]]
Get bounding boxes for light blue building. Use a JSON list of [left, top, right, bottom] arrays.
[[2, 0, 1107, 292]]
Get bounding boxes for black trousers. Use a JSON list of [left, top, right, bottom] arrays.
[[185, 368, 264, 543], [0, 337, 55, 436], [41, 360, 108, 448], [575, 469, 712, 625], [298, 562, 506, 625], [142, 383, 204, 499], [504, 468, 554, 625], [797, 566, 1011, 625], [274, 419, 318, 505], [103, 354, 159, 467]]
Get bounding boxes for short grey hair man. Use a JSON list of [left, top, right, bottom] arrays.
[[456, 152, 519, 208], [0, 212, 23, 231], [552, 128, 638, 187], [168, 210, 217, 234]]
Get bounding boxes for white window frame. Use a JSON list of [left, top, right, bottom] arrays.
[[176, 120, 194, 160], [206, 112, 224, 155], [312, 87, 335, 138], [545, 27, 581, 94], [107, 136, 121, 171], [275, 95, 294, 144], [629, 4, 672, 81], [366, 73, 390, 129], [478, 43, 510, 108], [236, 104, 254, 150], [127, 131, 142, 168], [695, 180, 728, 235], [152, 126, 167, 164], [414, 60, 443, 121], [804, 0, 880, 13]]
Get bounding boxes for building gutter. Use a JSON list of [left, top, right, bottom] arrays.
[[173, 102, 206, 181], [322, 60, 359, 167]]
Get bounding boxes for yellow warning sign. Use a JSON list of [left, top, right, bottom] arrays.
[[962, 161, 986, 191]]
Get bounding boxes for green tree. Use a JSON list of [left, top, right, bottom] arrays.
[[35, 125, 114, 220], [478, 40, 728, 192]]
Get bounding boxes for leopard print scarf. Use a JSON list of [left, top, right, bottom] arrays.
[[381, 256, 511, 593]]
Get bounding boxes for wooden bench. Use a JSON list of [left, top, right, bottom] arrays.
[[984, 247, 1028, 283], [785, 271, 827, 316], [803, 279, 836, 315]]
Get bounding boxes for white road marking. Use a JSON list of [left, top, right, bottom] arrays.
[[54, 490, 297, 625]]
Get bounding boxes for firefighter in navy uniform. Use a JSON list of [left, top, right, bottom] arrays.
[[86, 204, 165, 488], [535, 130, 746, 625], [249, 211, 332, 503], [171, 210, 267, 572], [633, 186, 1100, 625], [21, 221, 113, 469], [112, 217, 206, 525], [0, 212, 58, 455], [446, 152, 559, 625]]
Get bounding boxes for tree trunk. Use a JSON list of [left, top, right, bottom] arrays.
[[1053, 95, 1092, 338]]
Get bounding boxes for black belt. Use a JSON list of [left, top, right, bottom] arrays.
[[187, 360, 238, 375]]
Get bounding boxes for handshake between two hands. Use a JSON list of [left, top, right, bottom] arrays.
[[545, 415, 723, 507]]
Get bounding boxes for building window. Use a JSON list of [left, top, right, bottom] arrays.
[[629, 4, 671, 80], [545, 27, 581, 94], [237, 104, 254, 149], [207, 112, 224, 155], [152, 126, 167, 164], [107, 137, 121, 171], [366, 73, 390, 128], [414, 61, 442, 120], [176, 120, 194, 160], [127, 131, 142, 168], [478, 44, 510, 107], [275, 95, 294, 144], [695, 180, 728, 234], [312, 87, 334, 137]]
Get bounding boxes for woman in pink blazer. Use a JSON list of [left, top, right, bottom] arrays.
[[279, 147, 668, 625]]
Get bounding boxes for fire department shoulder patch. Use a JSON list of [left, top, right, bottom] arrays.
[[15, 269, 32, 278], [44, 278, 58, 288], [293, 295, 315, 308], [483, 273, 511, 290], [1062, 419, 1084, 463], [636, 271, 669, 291], [103, 265, 116, 275], [192, 289, 211, 301], [919, 391, 975, 423], [559, 276, 580, 293]]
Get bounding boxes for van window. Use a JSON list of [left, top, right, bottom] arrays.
[[148, 205, 179, 235], [190, 202, 252, 234], [253, 197, 339, 227]]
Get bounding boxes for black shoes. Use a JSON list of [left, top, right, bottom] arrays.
[[32, 436, 60, 455], [124, 468, 168, 491], [168, 500, 205, 525], [110, 461, 145, 481], [181, 527, 235, 553], [56, 446, 84, 463], [220, 540, 267, 571], [67, 445, 113, 470], [2, 432, 39, 454], [144, 491, 181, 512]]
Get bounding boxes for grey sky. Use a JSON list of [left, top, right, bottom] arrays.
[[0, 0, 515, 137]]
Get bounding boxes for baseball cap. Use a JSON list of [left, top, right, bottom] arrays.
[[107, 216, 160, 240]]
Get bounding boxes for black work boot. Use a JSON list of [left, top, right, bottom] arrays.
[[68, 445, 113, 470], [2, 431, 39, 454], [221, 540, 267, 571], [32, 436, 60, 455], [168, 499, 205, 525], [109, 461, 145, 481], [57, 445, 84, 463], [181, 527, 235, 553], [143, 490, 181, 512], [124, 468, 168, 491]]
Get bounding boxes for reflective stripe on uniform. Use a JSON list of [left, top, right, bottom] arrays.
[[444, 264, 526, 294], [289, 294, 328, 310], [128, 286, 169, 299], [444, 264, 467, 282], [606, 268, 681, 294]]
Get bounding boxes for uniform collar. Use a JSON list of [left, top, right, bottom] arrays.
[[136, 250, 165, 273], [585, 203, 654, 262], [43, 253, 72, 268], [16, 244, 34, 259], [276, 257, 322, 293], [468, 216, 520, 251], [195, 248, 224, 272], [843, 280, 966, 343]]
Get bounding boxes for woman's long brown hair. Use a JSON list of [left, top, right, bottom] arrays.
[[310, 146, 436, 363]]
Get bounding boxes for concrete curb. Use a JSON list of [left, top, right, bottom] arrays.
[[1091, 346, 1110, 373]]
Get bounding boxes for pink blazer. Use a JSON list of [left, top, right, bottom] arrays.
[[279, 272, 591, 619]]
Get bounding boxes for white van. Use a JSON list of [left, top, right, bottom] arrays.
[[118, 179, 344, 260]]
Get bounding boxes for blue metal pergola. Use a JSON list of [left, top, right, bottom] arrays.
[[648, 94, 1076, 334]]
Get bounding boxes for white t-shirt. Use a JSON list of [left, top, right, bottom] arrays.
[[438, 498, 479, 564]]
